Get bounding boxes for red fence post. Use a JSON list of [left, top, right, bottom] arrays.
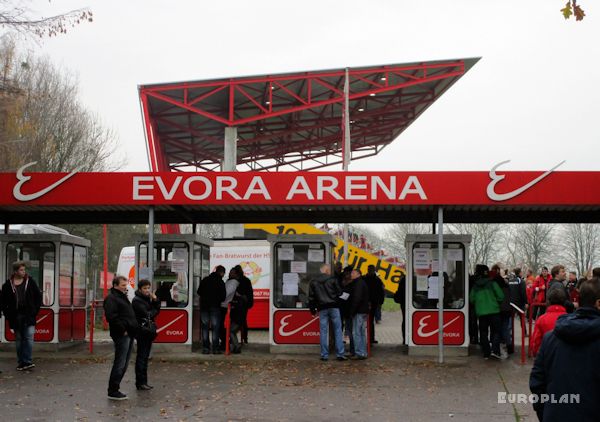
[[102, 224, 108, 331], [225, 304, 231, 356], [521, 312, 526, 365], [367, 313, 371, 357]]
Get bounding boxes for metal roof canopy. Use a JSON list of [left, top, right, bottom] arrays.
[[139, 58, 479, 172]]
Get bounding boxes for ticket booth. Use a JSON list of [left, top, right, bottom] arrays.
[[268, 234, 336, 353], [135, 234, 212, 349], [405, 234, 471, 356], [0, 233, 91, 347]]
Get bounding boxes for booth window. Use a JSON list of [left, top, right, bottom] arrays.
[[140, 242, 189, 308], [73, 246, 87, 307], [6, 242, 55, 306], [59, 244, 74, 306], [273, 243, 326, 309], [411, 243, 466, 310]]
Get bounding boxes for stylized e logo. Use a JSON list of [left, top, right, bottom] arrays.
[[487, 160, 565, 202], [13, 162, 82, 202]]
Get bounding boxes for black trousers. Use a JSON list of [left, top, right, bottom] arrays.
[[135, 336, 153, 386], [478, 314, 501, 357]]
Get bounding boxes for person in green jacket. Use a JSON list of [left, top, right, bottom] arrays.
[[469, 264, 505, 359]]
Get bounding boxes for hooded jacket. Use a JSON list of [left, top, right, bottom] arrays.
[[197, 271, 226, 309], [0, 275, 42, 329], [530, 307, 600, 421], [308, 273, 341, 313], [469, 276, 504, 317], [530, 304, 566, 356]]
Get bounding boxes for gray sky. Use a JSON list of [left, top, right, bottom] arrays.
[[26, 0, 600, 172]]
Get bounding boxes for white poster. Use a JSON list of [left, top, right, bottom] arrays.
[[283, 283, 299, 296], [446, 249, 463, 262], [308, 249, 324, 262], [278, 247, 295, 261], [431, 258, 448, 273], [414, 248, 431, 270], [170, 260, 187, 273], [42, 261, 54, 306], [428, 276, 439, 299], [282, 272, 299, 284], [210, 243, 271, 294], [290, 261, 307, 273], [416, 276, 428, 292], [172, 248, 187, 260]]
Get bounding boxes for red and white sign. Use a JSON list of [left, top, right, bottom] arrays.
[[411, 311, 465, 346], [4, 308, 54, 342], [154, 309, 188, 343], [273, 310, 320, 344], [2, 163, 600, 207]]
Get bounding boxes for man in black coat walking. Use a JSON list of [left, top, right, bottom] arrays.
[[364, 265, 385, 344], [197, 265, 226, 354], [104, 275, 138, 400], [0, 261, 42, 371], [530, 277, 600, 421], [349, 269, 370, 359], [234, 265, 254, 344]]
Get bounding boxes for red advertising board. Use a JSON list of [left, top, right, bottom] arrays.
[[4, 308, 54, 342], [411, 311, 465, 346], [273, 310, 320, 344], [154, 309, 188, 343]]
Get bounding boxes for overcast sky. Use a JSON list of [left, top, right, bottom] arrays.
[[21, 0, 600, 173]]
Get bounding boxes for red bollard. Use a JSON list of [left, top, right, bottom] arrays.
[[89, 300, 95, 354], [520, 312, 526, 365], [225, 304, 231, 356]]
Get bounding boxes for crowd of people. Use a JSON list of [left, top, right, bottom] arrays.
[[308, 263, 385, 361]]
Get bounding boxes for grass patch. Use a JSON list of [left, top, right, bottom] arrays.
[[381, 297, 401, 312]]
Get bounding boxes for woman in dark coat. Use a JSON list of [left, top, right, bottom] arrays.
[[132, 279, 160, 390]]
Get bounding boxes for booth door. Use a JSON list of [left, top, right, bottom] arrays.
[[58, 245, 87, 341]]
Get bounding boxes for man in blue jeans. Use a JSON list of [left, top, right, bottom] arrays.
[[309, 264, 347, 361], [349, 269, 370, 359], [0, 261, 42, 371], [104, 276, 139, 400], [197, 265, 226, 354]]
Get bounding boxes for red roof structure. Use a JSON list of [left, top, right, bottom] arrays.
[[138, 58, 479, 173]]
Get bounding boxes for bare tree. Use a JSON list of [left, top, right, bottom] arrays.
[[511, 224, 556, 274], [561, 224, 600, 276], [0, 38, 122, 172], [383, 223, 432, 258], [448, 223, 503, 273], [0, 0, 92, 38]]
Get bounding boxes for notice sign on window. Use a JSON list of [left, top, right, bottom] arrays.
[[308, 249, 324, 262], [428, 276, 439, 299], [278, 247, 294, 261], [290, 261, 307, 273]]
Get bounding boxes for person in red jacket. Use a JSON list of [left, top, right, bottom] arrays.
[[525, 269, 535, 306], [532, 267, 551, 320], [531, 287, 567, 356]]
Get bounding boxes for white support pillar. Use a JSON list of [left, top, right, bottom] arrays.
[[437, 207, 444, 363], [222, 126, 244, 238], [342, 68, 351, 264], [148, 206, 155, 285]]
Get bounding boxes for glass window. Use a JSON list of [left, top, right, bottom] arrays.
[[59, 244, 73, 306], [273, 242, 327, 309], [201, 246, 210, 279], [6, 242, 55, 306], [411, 243, 466, 310], [73, 246, 87, 307], [140, 242, 189, 308]]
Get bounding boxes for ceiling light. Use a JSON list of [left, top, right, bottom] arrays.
[[369, 93, 376, 97], [265, 101, 270, 105], [358, 108, 364, 112], [380, 77, 386, 81]]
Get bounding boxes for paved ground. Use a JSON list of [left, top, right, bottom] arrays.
[[0, 311, 536, 421]]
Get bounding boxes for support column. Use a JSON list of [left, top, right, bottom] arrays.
[[437, 207, 444, 364], [222, 127, 244, 238], [148, 206, 155, 285], [342, 68, 351, 264]]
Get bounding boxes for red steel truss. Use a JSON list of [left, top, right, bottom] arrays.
[[139, 58, 478, 173]]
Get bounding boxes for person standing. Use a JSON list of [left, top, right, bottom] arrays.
[[104, 275, 138, 400], [308, 264, 347, 361], [0, 261, 42, 371], [348, 269, 370, 360], [364, 265, 384, 344], [220, 268, 240, 352], [530, 288, 567, 356], [393, 274, 407, 345], [533, 267, 551, 319], [469, 264, 504, 360], [132, 279, 160, 390], [548, 264, 574, 313], [507, 267, 528, 349], [197, 265, 226, 354], [529, 278, 600, 421], [234, 265, 253, 344]]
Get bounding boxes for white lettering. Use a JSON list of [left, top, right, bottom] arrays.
[[133, 176, 155, 200], [498, 392, 507, 404], [371, 176, 396, 200], [183, 176, 212, 200], [166, 330, 183, 336], [316, 176, 343, 200], [216, 176, 241, 200], [399, 176, 427, 200], [243, 176, 271, 200], [286, 176, 314, 200], [155, 176, 182, 200], [345, 176, 367, 200]]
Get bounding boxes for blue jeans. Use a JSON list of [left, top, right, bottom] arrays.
[[319, 308, 345, 359], [14, 314, 34, 365], [201, 307, 221, 351], [501, 314, 511, 346], [108, 335, 134, 394], [345, 316, 354, 354], [135, 336, 153, 386], [352, 313, 368, 358]]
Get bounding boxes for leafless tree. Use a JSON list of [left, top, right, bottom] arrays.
[[0, 0, 92, 39], [383, 223, 432, 258], [448, 223, 503, 273], [0, 38, 122, 172], [509, 223, 556, 274], [561, 224, 600, 276]]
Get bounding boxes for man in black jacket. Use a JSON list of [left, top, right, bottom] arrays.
[[234, 265, 254, 344], [530, 277, 600, 421], [0, 261, 42, 371], [548, 265, 575, 313], [104, 275, 138, 400], [349, 269, 370, 359], [507, 268, 528, 353], [364, 265, 385, 344], [308, 263, 347, 361], [197, 265, 226, 354]]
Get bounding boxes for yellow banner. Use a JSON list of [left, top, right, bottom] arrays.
[[244, 223, 405, 294]]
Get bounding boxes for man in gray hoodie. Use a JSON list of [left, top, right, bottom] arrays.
[[308, 264, 347, 361]]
